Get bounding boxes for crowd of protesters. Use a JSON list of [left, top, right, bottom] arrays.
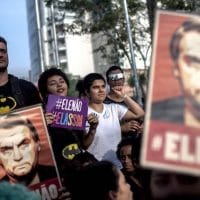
[[1, 29, 200, 200], [0, 35, 144, 200]]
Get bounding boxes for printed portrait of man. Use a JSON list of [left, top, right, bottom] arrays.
[[141, 11, 200, 177], [151, 15, 200, 128], [0, 112, 57, 186]]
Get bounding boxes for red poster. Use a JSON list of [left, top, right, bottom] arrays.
[[0, 104, 62, 199], [141, 10, 200, 176]]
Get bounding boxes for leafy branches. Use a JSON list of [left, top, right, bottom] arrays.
[[44, 0, 151, 70]]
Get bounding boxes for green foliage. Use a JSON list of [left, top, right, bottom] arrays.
[[146, 0, 197, 38], [44, 0, 198, 102], [158, 0, 196, 10], [67, 76, 79, 97], [128, 72, 147, 87], [128, 74, 134, 87]]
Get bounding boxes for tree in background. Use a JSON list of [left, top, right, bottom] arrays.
[[44, 0, 151, 74], [44, 0, 198, 104], [68, 76, 79, 97], [146, 0, 198, 39]]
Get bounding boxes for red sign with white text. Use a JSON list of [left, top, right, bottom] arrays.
[[0, 105, 62, 199], [141, 10, 200, 176]]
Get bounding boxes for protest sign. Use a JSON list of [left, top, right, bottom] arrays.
[[0, 104, 61, 199], [141, 10, 200, 176], [46, 94, 88, 130]]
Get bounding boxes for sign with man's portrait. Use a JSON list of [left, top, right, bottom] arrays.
[[141, 10, 200, 176], [0, 104, 61, 199]]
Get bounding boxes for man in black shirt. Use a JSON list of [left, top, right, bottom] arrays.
[[105, 65, 144, 138], [0, 36, 41, 114]]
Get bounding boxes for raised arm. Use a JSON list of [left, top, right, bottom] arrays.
[[112, 86, 144, 120], [82, 113, 98, 150]]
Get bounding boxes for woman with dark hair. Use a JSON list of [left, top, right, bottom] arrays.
[[37, 68, 98, 175], [72, 160, 133, 200], [82, 73, 144, 168], [75, 79, 87, 99], [38, 68, 70, 104], [61, 151, 98, 198]]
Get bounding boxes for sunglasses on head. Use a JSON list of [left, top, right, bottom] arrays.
[[108, 73, 124, 81]]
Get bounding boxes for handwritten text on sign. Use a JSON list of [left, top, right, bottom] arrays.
[[46, 95, 88, 130]]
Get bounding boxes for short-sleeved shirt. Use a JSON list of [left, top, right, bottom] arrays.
[[86, 103, 128, 168]]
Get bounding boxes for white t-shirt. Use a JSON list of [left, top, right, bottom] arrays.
[[87, 103, 128, 168]]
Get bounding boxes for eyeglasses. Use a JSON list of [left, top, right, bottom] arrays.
[[108, 73, 124, 81]]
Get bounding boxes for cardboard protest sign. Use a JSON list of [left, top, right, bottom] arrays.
[[46, 94, 88, 130], [141, 10, 200, 176], [0, 104, 62, 199]]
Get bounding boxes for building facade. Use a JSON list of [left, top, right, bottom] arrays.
[[26, 0, 95, 83]]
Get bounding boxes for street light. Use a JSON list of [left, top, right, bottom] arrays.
[[122, 0, 143, 107]]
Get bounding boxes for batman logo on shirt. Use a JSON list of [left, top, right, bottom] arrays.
[[62, 143, 81, 160], [0, 97, 17, 114]]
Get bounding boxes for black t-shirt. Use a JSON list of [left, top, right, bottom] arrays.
[[0, 81, 15, 114], [48, 126, 83, 174], [104, 96, 126, 106], [0, 75, 41, 114]]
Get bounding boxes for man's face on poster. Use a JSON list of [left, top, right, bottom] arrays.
[[176, 31, 200, 105], [0, 125, 38, 179]]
